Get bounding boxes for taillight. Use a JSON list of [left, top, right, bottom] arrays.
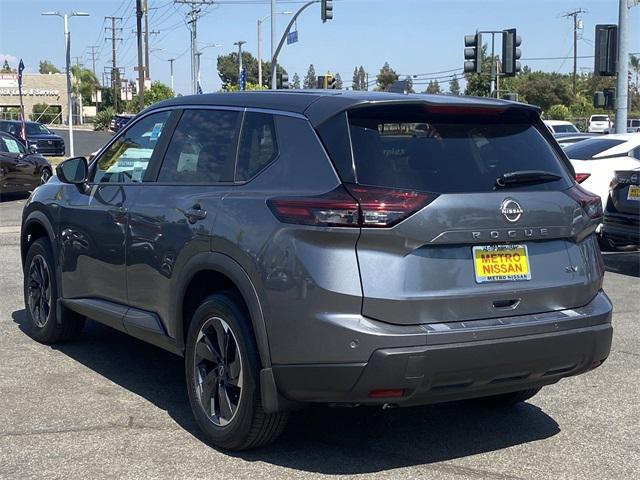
[[268, 184, 436, 228], [565, 184, 603, 220], [575, 173, 590, 184]]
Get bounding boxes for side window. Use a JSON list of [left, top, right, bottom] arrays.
[[92, 111, 170, 183], [157, 109, 239, 183], [1, 135, 24, 154], [236, 112, 278, 181]]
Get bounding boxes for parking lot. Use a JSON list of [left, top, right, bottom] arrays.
[[0, 195, 638, 480]]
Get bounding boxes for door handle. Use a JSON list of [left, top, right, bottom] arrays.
[[184, 205, 207, 223], [109, 205, 128, 216]]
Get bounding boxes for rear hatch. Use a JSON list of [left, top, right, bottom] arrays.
[[608, 169, 640, 215], [321, 103, 603, 325]]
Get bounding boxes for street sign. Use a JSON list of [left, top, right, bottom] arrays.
[[287, 31, 298, 45]]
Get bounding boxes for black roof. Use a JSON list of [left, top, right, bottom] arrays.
[[148, 90, 540, 126]]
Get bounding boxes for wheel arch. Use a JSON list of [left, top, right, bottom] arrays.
[[21, 211, 57, 270], [174, 252, 272, 369]]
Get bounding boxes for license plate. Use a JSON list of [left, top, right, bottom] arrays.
[[473, 245, 531, 283], [627, 185, 640, 201]]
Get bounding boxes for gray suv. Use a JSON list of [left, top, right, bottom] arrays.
[[21, 91, 613, 450]]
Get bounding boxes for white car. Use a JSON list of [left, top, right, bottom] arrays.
[[564, 134, 640, 207], [544, 120, 580, 134], [587, 115, 612, 133]]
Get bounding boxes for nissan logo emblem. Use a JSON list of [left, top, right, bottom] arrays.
[[500, 198, 523, 223]]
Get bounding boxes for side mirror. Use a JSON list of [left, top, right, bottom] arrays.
[[28, 145, 38, 155], [56, 156, 88, 185]]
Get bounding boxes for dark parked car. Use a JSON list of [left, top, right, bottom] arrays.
[[0, 131, 52, 197], [0, 120, 65, 156], [21, 91, 612, 450], [109, 114, 134, 132], [601, 169, 640, 248]]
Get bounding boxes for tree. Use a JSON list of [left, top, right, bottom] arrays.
[[39, 60, 60, 74], [375, 62, 398, 91], [425, 80, 441, 94], [1, 60, 14, 73], [70, 65, 100, 105], [352, 67, 360, 90], [630, 55, 639, 93], [358, 66, 367, 90], [449, 74, 460, 95], [334, 72, 343, 90], [291, 72, 301, 89], [304, 64, 316, 89], [403, 76, 414, 93], [126, 81, 174, 112], [547, 104, 570, 120], [217, 51, 285, 90]]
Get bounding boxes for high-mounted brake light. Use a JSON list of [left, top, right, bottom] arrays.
[[575, 173, 590, 184], [565, 183, 602, 220], [267, 184, 436, 228]]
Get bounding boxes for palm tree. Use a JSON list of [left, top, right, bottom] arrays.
[[630, 55, 640, 94], [70, 65, 100, 104]]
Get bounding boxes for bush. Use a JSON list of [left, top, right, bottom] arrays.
[[93, 107, 114, 131], [546, 104, 571, 120]]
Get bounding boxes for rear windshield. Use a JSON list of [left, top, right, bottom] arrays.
[[552, 124, 578, 133], [345, 107, 571, 193], [591, 116, 609, 122], [564, 139, 625, 160]]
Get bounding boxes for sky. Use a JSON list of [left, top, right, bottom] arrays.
[[1, 0, 639, 96]]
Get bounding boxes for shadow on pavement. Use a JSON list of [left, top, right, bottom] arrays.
[[0, 192, 30, 203], [12, 309, 560, 475], [603, 251, 640, 278]]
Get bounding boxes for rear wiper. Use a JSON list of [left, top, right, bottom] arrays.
[[495, 170, 562, 189]]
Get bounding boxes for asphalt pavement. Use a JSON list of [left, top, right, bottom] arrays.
[[48, 127, 113, 158], [0, 196, 639, 480]]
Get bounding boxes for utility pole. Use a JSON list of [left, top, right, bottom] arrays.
[[168, 58, 175, 92], [271, 0, 276, 89], [105, 16, 123, 112], [136, 0, 145, 109], [563, 8, 586, 96], [175, 1, 214, 94], [86, 46, 99, 75], [614, 0, 631, 133], [144, 0, 150, 80], [234, 41, 246, 89]]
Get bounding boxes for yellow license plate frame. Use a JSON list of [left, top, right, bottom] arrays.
[[473, 244, 531, 283]]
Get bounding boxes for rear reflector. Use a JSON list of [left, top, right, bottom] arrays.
[[268, 184, 436, 228], [565, 183, 603, 220], [575, 173, 590, 184], [368, 389, 405, 398]]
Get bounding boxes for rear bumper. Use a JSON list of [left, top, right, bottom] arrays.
[[272, 291, 613, 406], [603, 213, 640, 246]]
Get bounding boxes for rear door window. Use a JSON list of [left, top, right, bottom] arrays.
[[563, 139, 625, 160], [158, 109, 240, 183], [346, 106, 572, 193], [235, 112, 278, 181]]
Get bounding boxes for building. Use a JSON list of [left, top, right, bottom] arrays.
[[0, 73, 68, 124]]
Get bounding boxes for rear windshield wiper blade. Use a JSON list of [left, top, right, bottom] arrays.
[[495, 170, 562, 189]]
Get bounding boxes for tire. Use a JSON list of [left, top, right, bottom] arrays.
[[23, 238, 85, 343], [185, 293, 288, 450], [476, 387, 542, 406]]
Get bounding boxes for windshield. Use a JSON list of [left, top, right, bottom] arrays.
[[25, 123, 51, 135], [564, 139, 626, 160], [591, 116, 609, 122], [346, 107, 571, 194]]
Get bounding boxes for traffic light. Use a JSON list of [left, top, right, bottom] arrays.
[[317, 75, 327, 88], [593, 91, 605, 108], [604, 88, 615, 109], [277, 72, 289, 89], [594, 24, 617, 76], [502, 28, 521, 77], [321, 0, 333, 23], [464, 33, 482, 74]]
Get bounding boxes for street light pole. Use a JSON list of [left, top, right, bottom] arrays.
[[42, 11, 89, 158], [257, 12, 291, 88], [614, 0, 630, 134], [270, 0, 276, 90]]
